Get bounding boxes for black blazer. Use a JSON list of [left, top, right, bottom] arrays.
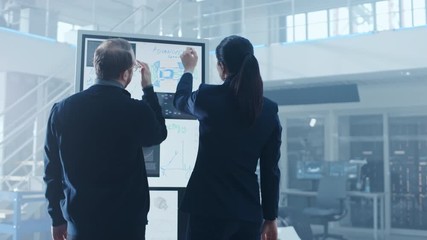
[[174, 73, 282, 222], [44, 84, 167, 239]]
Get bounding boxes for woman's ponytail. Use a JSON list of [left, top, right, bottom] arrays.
[[229, 54, 263, 126], [216, 35, 264, 126]]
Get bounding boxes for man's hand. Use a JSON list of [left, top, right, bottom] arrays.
[[137, 60, 152, 88], [52, 224, 67, 240], [261, 219, 278, 240], [180, 47, 198, 73]]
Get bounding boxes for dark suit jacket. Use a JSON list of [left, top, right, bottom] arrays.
[[44, 84, 167, 239], [174, 73, 282, 222]]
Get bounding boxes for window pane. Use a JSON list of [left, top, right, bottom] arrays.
[[352, 3, 374, 33], [376, 0, 400, 31], [307, 10, 328, 40], [287, 15, 294, 27], [329, 7, 350, 36], [413, 0, 426, 26], [294, 13, 306, 41], [414, 9, 426, 26], [413, 0, 426, 9], [286, 15, 294, 42], [401, 0, 413, 27]]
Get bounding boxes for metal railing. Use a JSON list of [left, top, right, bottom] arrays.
[[0, 73, 73, 191]]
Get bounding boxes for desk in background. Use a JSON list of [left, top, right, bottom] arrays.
[[278, 226, 301, 240], [282, 188, 385, 240], [0, 191, 50, 240]]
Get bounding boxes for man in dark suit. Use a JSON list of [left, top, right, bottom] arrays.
[[174, 36, 281, 240], [44, 38, 167, 240]]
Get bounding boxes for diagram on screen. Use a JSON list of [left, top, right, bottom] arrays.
[[160, 120, 198, 177], [83, 67, 96, 90], [148, 119, 198, 187], [136, 42, 202, 93], [160, 141, 192, 178], [151, 60, 184, 90]]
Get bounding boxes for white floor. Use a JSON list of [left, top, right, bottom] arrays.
[[311, 229, 427, 240], [311, 225, 427, 240], [330, 233, 427, 240]]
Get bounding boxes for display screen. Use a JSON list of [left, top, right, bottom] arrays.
[[146, 190, 178, 239], [328, 161, 358, 179], [296, 161, 324, 179], [296, 160, 359, 180], [76, 31, 207, 187]]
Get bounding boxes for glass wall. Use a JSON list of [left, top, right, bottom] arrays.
[[389, 115, 427, 230], [285, 116, 325, 211], [338, 115, 384, 229], [286, 117, 325, 191], [338, 115, 384, 192], [283, 110, 427, 232]]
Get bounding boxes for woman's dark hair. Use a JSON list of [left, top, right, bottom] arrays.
[[216, 35, 263, 125], [94, 38, 134, 80]]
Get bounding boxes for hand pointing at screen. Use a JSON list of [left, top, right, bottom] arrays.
[[180, 47, 198, 74]]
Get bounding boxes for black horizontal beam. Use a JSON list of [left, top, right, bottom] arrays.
[[264, 84, 360, 106]]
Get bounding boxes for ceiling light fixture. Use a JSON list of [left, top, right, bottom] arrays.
[[309, 118, 317, 128]]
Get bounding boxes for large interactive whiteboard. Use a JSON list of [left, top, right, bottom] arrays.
[[146, 190, 178, 239], [76, 30, 207, 188]]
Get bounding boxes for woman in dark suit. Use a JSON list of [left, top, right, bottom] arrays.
[[174, 35, 282, 240]]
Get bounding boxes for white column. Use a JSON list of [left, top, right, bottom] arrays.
[[325, 110, 338, 161], [241, 0, 245, 35], [44, 0, 50, 37], [278, 109, 288, 206], [178, 1, 182, 37], [91, 0, 98, 30], [0, 72, 6, 189], [134, 0, 147, 33], [383, 113, 391, 236], [197, 3, 202, 38]]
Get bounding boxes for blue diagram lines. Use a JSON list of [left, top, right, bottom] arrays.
[[150, 119, 198, 187], [159, 121, 196, 178], [151, 61, 184, 92], [160, 141, 192, 177]]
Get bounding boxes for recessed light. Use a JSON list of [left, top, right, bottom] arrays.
[[309, 118, 317, 127]]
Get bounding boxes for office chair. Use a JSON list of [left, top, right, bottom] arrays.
[[303, 175, 347, 240]]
